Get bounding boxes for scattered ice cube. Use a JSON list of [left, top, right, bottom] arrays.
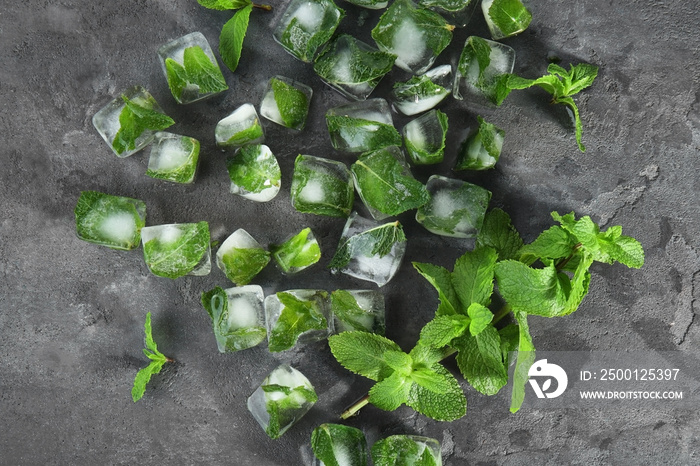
[[419, 0, 478, 28], [343, 0, 387, 9], [415, 175, 491, 238], [260, 76, 313, 130], [265, 290, 332, 351], [227, 144, 281, 202], [371, 435, 442, 465], [202, 285, 267, 352], [74, 191, 147, 250], [402, 109, 448, 165], [481, 0, 532, 40], [215, 103, 265, 148], [453, 36, 515, 105], [326, 98, 401, 153], [291, 154, 354, 218], [271, 228, 322, 274], [310, 423, 369, 466], [331, 289, 386, 334], [455, 116, 505, 170], [247, 364, 318, 439], [141, 222, 211, 278], [146, 132, 200, 184], [391, 65, 452, 116], [273, 0, 345, 62], [216, 229, 270, 285]]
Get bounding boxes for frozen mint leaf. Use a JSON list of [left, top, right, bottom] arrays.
[[452, 246, 498, 309], [331, 290, 384, 335], [226, 144, 281, 195], [146, 136, 200, 184], [220, 4, 252, 73], [201, 286, 226, 321], [392, 74, 448, 102], [419, 0, 472, 11], [487, 0, 532, 38], [224, 121, 264, 147], [369, 372, 411, 411], [454, 325, 507, 395], [200, 287, 267, 352], [268, 292, 328, 352], [476, 208, 524, 261], [314, 34, 395, 87], [519, 225, 578, 264], [113, 95, 174, 155], [291, 155, 354, 218], [403, 110, 449, 165], [510, 310, 535, 413], [132, 312, 169, 402], [165, 58, 188, 101], [271, 227, 321, 273], [329, 221, 406, 270], [264, 383, 318, 439], [326, 115, 402, 152], [455, 116, 504, 171], [467, 302, 493, 336], [143, 222, 210, 279], [220, 247, 270, 285], [419, 315, 470, 348], [405, 365, 466, 421], [182, 46, 228, 94], [412, 262, 460, 316], [328, 331, 402, 382], [372, 436, 439, 466], [270, 77, 308, 129], [351, 148, 429, 217], [311, 424, 368, 466], [74, 191, 147, 251], [198, 0, 251, 10], [279, 6, 344, 63]]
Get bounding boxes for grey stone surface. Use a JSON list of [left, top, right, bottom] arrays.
[[1, 0, 699, 464]]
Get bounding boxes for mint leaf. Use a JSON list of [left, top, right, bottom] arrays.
[[326, 115, 402, 153], [369, 372, 411, 411], [143, 222, 210, 279], [384, 350, 413, 375], [226, 144, 281, 196], [220, 247, 270, 285], [467, 302, 493, 336], [330, 290, 385, 335], [74, 191, 147, 250], [452, 246, 498, 309], [409, 343, 452, 367], [403, 110, 449, 165], [271, 227, 321, 274], [476, 208, 524, 261], [200, 287, 267, 352], [412, 262, 460, 316], [291, 155, 354, 218], [494, 260, 566, 317], [113, 95, 174, 155], [146, 135, 200, 184], [198, 0, 251, 10], [486, 0, 532, 39], [132, 312, 169, 402], [268, 291, 328, 352], [455, 116, 505, 171], [165, 58, 188, 102], [405, 365, 466, 421], [372, 435, 440, 466], [510, 310, 535, 413], [419, 315, 470, 348], [329, 221, 406, 270], [410, 367, 454, 394], [311, 424, 368, 466], [219, 4, 252, 73], [519, 225, 578, 264], [454, 325, 507, 396], [314, 34, 395, 88], [182, 46, 228, 94], [278, 6, 344, 63], [328, 331, 402, 382], [270, 77, 309, 129]]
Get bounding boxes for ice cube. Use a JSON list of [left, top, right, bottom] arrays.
[[273, 0, 345, 62], [92, 86, 171, 157], [418, 0, 478, 28], [271, 227, 322, 274], [264, 290, 332, 352], [454, 116, 505, 170], [260, 76, 313, 130], [402, 109, 449, 165], [342, 0, 387, 9], [157, 31, 228, 104], [371, 0, 453, 75], [371, 435, 442, 465], [331, 289, 385, 335], [453, 36, 515, 105], [226, 144, 281, 202], [330, 212, 406, 287], [481, 0, 532, 40], [391, 65, 452, 116], [326, 98, 401, 153], [415, 175, 491, 238], [146, 132, 200, 184], [74, 191, 147, 250], [291, 154, 354, 218], [201, 285, 267, 352], [247, 364, 318, 439], [216, 229, 270, 285], [215, 103, 265, 148], [141, 222, 211, 278], [314, 34, 395, 101], [310, 423, 369, 466]]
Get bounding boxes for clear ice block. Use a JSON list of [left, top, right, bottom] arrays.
[[216, 229, 270, 285], [215, 103, 265, 148], [265, 290, 331, 352], [342, 0, 387, 9], [371, 435, 442, 466], [74, 191, 146, 250], [260, 76, 313, 130], [453, 36, 515, 105], [418, 0, 478, 28], [454, 116, 505, 170], [146, 132, 200, 184], [201, 285, 267, 352], [273, 0, 345, 63], [310, 423, 369, 466], [329, 212, 406, 287], [391, 65, 452, 116], [291, 154, 354, 218], [141, 222, 211, 278], [271, 227, 321, 274], [402, 109, 449, 165], [415, 175, 491, 238], [331, 289, 386, 335], [226, 144, 281, 202], [481, 0, 532, 40], [326, 98, 401, 153], [371, 0, 453, 75], [313, 34, 395, 101], [157, 31, 228, 104], [92, 85, 173, 157], [247, 364, 318, 439]]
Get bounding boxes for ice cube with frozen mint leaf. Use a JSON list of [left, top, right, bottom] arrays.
[[326, 98, 401, 153], [419, 0, 478, 28], [291, 154, 354, 218], [481, 0, 532, 40], [371, 435, 442, 466], [313, 34, 396, 101], [343, 0, 388, 9], [454, 116, 504, 171], [260, 76, 312, 131], [200, 285, 267, 352], [351, 145, 430, 220], [74, 191, 146, 250], [215, 103, 265, 148], [403, 109, 448, 166], [271, 227, 321, 274], [216, 229, 270, 285], [371, 0, 454, 75], [141, 222, 211, 278], [265, 290, 331, 352], [146, 132, 200, 184], [157, 32, 228, 104], [92, 86, 174, 157], [226, 144, 281, 202], [273, 0, 345, 63], [331, 289, 385, 335], [453, 36, 515, 105], [391, 65, 452, 116], [311, 423, 369, 466], [415, 175, 491, 238], [329, 212, 407, 287]]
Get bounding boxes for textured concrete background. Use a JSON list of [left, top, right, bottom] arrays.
[[1, 0, 699, 464]]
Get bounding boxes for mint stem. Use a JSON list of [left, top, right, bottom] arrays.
[[492, 304, 512, 325], [253, 3, 272, 10], [340, 394, 370, 419]]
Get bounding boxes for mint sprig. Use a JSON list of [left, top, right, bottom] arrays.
[[132, 312, 172, 402], [220, 4, 253, 73]]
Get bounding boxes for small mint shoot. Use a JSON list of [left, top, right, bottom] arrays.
[[132, 312, 172, 402]]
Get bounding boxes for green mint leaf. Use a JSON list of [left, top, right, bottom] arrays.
[[419, 315, 470, 348], [165, 58, 188, 101], [372, 435, 440, 466], [143, 311, 159, 354], [412, 262, 461, 315], [182, 46, 228, 95], [74, 191, 147, 251], [467, 302, 493, 336], [451, 246, 498, 309], [201, 286, 226, 321], [271, 227, 321, 273], [143, 222, 210, 279], [311, 424, 368, 466], [220, 246, 270, 285], [314, 34, 395, 87], [279, 6, 345, 63], [223, 121, 264, 147], [113, 95, 174, 155], [268, 291, 328, 352], [383, 350, 413, 375], [519, 225, 578, 264], [410, 367, 454, 394], [329, 221, 406, 270], [369, 372, 411, 411], [476, 208, 524, 261], [456, 36, 510, 105], [330, 290, 385, 335], [404, 110, 449, 165], [326, 115, 402, 152], [197, 0, 251, 10], [351, 148, 430, 217], [487, 0, 532, 38], [219, 4, 252, 73], [455, 116, 505, 171], [510, 310, 535, 413], [453, 325, 507, 396], [405, 364, 466, 421], [409, 343, 452, 367], [560, 63, 599, 96], [226, 144, 281, 195], [494, 260, 566, 317], [132, 312, 169, 402], [328, 331, 402, 382], [202, 285, 267, 352], [270, 77, 309, 129], [558, 95, 586, 152], [498, 323, 519, 362], [393, 74, 448, 102]]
